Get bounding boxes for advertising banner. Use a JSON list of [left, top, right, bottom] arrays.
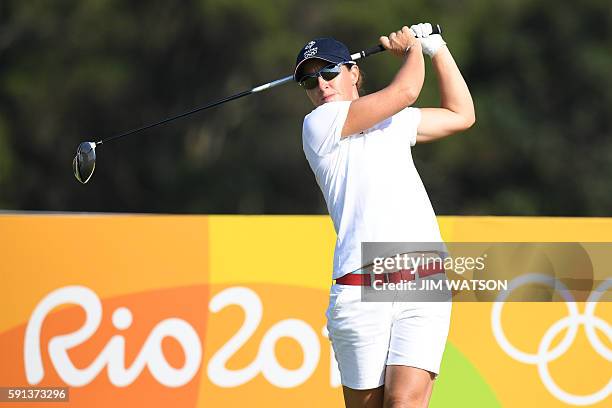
[[1, 215, 610, 407]]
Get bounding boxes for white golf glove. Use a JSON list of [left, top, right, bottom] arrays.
[[410, 23, 446, 57]]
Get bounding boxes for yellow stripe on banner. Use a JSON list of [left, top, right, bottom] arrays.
[[438, 216, 612, 241], [208, 215, 612, 289], [208, 215, 336, 289]]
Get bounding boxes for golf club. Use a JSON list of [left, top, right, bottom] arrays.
[[73, 24, 442, 184]]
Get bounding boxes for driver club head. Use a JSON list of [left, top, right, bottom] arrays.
[[73, 142, 97, 184]]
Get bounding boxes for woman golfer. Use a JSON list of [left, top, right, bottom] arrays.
[[294, 24, 475, 408]]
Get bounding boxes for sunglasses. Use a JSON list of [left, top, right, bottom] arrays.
[[298, 62, 355, 90]]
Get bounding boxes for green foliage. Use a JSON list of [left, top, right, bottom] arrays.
[[0, 0, 610, 214], [0, 114, 14, 207]]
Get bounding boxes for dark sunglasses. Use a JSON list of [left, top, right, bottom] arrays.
[[298, 62, 355, 90]]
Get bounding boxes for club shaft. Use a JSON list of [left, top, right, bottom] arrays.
[[95, 23, 441, 146], [97, 89, 253, 145]]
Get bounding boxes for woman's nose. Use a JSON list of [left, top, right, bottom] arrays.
[[317, 75, 329, 89]]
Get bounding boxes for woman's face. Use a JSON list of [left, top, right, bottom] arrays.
[[299, 59, 360, 107]]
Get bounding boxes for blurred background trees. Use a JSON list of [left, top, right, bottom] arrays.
[[1, 0, 611, 215]]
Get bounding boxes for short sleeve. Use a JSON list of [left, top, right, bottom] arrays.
[[394, 107, 421, 146], [302, 101, 351, 159]]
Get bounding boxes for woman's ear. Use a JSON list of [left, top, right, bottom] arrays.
[[350, 65, 360, 85]]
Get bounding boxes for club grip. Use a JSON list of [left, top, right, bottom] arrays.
[[352, 24, 442, 60], [430, 23, 442, 35]]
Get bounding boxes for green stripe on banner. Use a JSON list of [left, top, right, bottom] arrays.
[[430, 342, 501, 407]]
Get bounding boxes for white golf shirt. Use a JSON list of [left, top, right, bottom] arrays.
[[302, 101, 443, 280]]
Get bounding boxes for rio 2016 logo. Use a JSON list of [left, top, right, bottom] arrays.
[[24, 286, 340, 389]]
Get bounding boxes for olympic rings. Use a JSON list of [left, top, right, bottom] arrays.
[[491, 274, 612, 406]]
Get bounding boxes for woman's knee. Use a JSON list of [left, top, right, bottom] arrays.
[[383, 390, 426, 408], [383, 366, 434, 408]]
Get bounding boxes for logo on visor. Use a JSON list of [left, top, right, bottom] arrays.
[[303, 41, 318, 59]]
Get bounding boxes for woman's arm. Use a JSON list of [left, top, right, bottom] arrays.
[[341, 26, 425, 138], [416, 45, 475, 143]]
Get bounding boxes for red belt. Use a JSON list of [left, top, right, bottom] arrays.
[[335, 264, 445, 286]]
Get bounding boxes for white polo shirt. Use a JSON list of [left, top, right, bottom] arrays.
[[302, 101, 443, 280]]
